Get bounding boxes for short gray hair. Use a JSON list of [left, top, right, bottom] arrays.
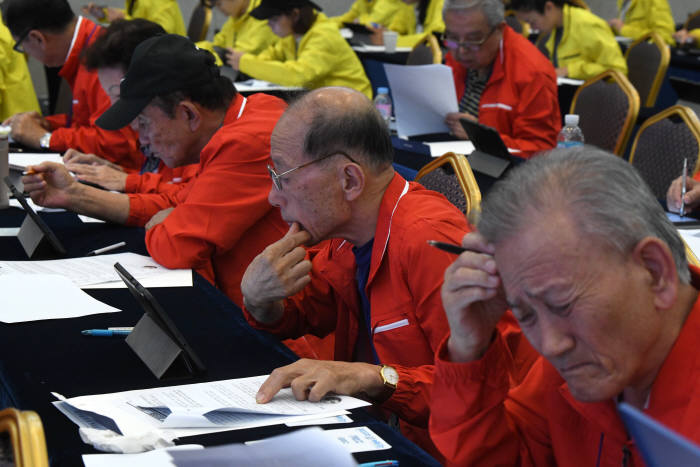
[[478, 146, 691, 283], [443, 0, 505, 29]]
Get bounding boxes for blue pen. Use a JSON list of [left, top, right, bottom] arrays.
[[81, 329, 131, 337], [359, 461, 399, 467]]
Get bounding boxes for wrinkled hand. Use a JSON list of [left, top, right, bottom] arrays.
[[81, 3, 106, 20], [608, 18, 623, 31], [667, 175, 700, 214], [241, 223, 312, 322], [104, 7, 126, 22], [441, 232, 509, 362], [63, 149, 122, 170], [445, 112, 475, 140], [21, 162, 78, 209], [66, 162, 127, 192], [256, 359, 384, 403], [368, 25, 385, 45], [6, 112, 50, 148], [225, 48, 245, 70], [145, 207, 174, 230]]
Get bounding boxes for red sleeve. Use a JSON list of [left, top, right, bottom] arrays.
[[124, 164, 198, 195], [45, 114, 68, 129], [143, 135, 277, 271], [430, 331, 553, 466]]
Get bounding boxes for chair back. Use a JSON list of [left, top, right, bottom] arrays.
[[0, 408, 49, 467], [629, 105, 700, 199], [684, 9, 700, 30], [570, 70, 640, 156], [625, 32, 670, 108], [406, 34, 442, 65], [187, 0, 212, 42], [415, 152, 481, 221]]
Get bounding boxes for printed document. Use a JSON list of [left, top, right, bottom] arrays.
[[9, 152, 63, 170]]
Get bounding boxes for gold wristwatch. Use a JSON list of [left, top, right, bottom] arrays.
[[380, 365, 399, 390]]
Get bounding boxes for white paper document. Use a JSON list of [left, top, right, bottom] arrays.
[[285, 414, 352, 427], [426, 140, 476, 157], [9, 152, 63, 170], [557, 77, 585, 86], [0, 274, 120, 323], [384, 63, 458, 137], [0, 227, 20, 237], [235, 79, 304, 93], [326, 426, 392, 453], [82, 445, 203, 467], [78, 215, 106, 224], [678, 229, 700, 262], [53, 376, 369, 439], [351, 44, 412, 53], [0, 252, 182, 288], [9, 197, 66, 213]]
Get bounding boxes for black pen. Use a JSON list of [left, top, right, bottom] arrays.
[[427, 240, 466, 255]]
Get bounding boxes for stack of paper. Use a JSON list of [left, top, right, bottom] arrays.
[[9, 152, 63, 170]]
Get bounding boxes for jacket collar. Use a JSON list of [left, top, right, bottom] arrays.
[[59, 17, 100, 81]]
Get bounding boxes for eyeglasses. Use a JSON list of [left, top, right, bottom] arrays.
[[442, 26, 498, 51], [12, 28, 31, 53], [267, 151, 358, 191]]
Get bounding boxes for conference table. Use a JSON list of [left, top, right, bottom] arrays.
[[0, 205, 439, 466]]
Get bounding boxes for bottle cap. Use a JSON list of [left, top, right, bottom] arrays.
[[377, 87, 389, 95], [564, 114, 579, 126]]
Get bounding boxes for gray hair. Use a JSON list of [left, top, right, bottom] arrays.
[[443, 0, 505, 29], [478, 146, 690, 283]]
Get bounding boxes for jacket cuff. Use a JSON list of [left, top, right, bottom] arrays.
[[435, 332, 510, 388]]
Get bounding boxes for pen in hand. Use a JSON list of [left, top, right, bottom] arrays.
[[680, 158, 688, 217], [427, 240, 466, 255], [86, 241, 126, 256]]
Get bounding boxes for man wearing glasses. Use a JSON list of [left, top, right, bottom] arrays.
[[2, 0, 143, 171], [442, 0, 561, 158], [238, 86, 517, 460], [21, 34, 288, 308]]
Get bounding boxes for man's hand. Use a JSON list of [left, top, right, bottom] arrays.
[[104, 7, 126, 22], [256, 359, 385, 403], [674, 28, 692, 45], [445, 112, 476, 140], [225, 49, 245, 70], [667, 175, 700, 213], [368, 25, 385, 45], [608, 18, 623, 31], [63, 149, 123, 171], [6, 112, 51, 148], [441, 232, 509, 363], [21, 162, 79, 209], [145, 207, 174, 230], [555, 67, 568, 78], [240, 223, 312, 324], [81, 3, 106, 20], [66, 162, 128, 192]]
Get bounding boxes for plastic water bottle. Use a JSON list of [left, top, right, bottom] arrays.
[[373, 87, 392, 126], [557, 114, 585, 148]]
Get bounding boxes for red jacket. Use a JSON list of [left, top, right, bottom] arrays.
[[430, 267, 700, 466], [244, 174, 471, 459], [128, 93, 288, 307], [124, 162, 199, 194], [44, 17, 142, 171], [446, 26, 561, 158]]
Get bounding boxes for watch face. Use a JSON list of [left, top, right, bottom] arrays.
[[382, 366, 399, 386]]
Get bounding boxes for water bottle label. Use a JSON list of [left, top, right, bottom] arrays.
[[375, 104, 391, 117], [557, 141, 584, 148]]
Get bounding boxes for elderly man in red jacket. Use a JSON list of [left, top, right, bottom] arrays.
[[442, 0, 561, 158], [431, 146, 700, 465]]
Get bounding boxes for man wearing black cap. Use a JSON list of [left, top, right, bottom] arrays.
[[226, 0, 372, 99], [22, 34, 289, 307]]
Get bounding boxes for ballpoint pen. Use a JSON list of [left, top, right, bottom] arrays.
[[86, 241, 126, 256], [81, 329, 131, 337], [427, 240, 466, 255], [680, 158, 688, 217], [358, 461, 399, 467]]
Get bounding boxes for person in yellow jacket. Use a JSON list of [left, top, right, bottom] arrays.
[[370, 0, 445, 47], [331, 0, 404, 27], [608, 0, 675, 45], [227, 0, 372, 99], [513, 0, 627, 80], [81, 0, 186, 35], [0, 13, 40, 121], [197, 0, 278, 63], [674, 28, 700, 47]]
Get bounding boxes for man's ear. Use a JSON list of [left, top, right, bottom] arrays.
[[338, 162, 365, 202], [632, 237, 679, 310], [178, 101, 201, 131], [26, 30, 46, 48]]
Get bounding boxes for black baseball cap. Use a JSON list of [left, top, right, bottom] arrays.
[[96, 34, 220, 130], [250, 0, 322, 20]]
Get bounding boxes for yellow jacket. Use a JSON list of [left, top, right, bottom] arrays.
[[239, 14, 372, 99], [386, 0, 445, 47], [690, 29, 700, 46], [197, 0, 278, 62], [110, 0, 186, 35], [615, 0, 675, 45], [546, 4, 627, 80], [331, 0, 404, 27], [0, 15, 40, 120]]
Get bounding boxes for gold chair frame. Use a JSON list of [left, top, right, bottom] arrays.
[[628, 105, 700, 176], [624, 31, 670, 108], [0, 408, 49, 467], [569, 69, 640, 156], [408, 34, 443, 64], [415, 152, 482, 222]]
